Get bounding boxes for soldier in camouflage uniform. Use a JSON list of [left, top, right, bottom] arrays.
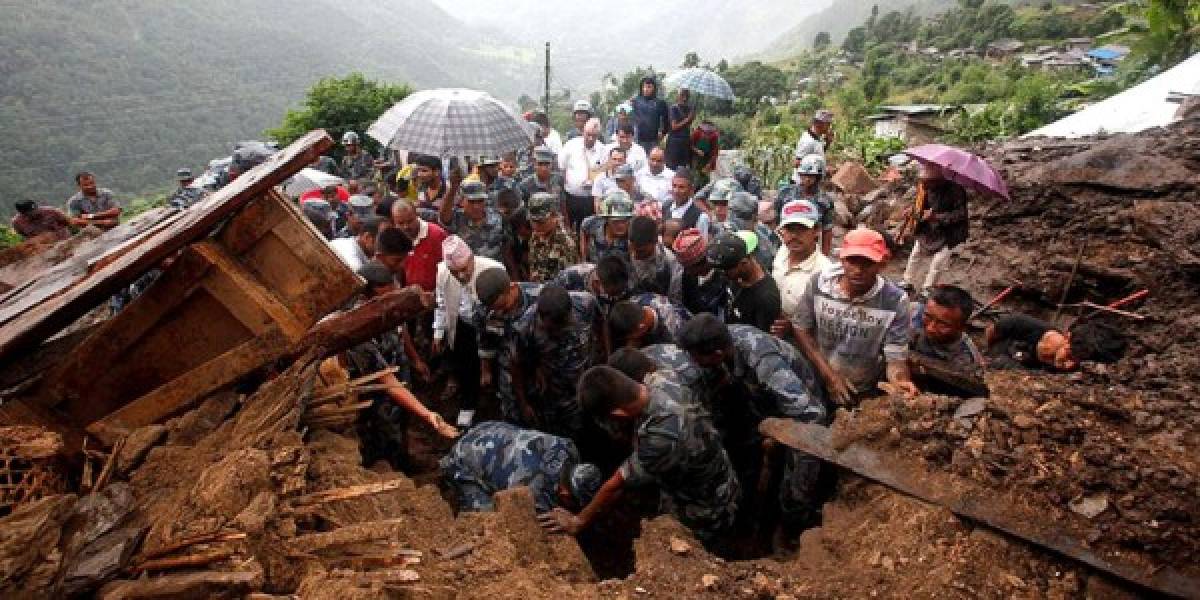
[[579, 190, 633, 264], [344, 261, 458, 468], [438, 179, 509, 264], [439, 420, 603, 513], [518, 147, 566, 208], [473, 269, 543, 425], [168, 168, 203, 209], [479, 155, 518, 209], [607, 292, 693, 348], [539, 366, 740, 545], [553, 256, 634, 318], [525, 192, 579, 283], [775, 154, 835, 256], [339, 132, 376, 181], [512, 285, 602, 437], [628, 215, 684, 303], [677, 314, 828, 543]]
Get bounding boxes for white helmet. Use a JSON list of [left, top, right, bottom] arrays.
[[797, 153, 826, 177], [341, 131, 360, 145], [572, 100, 594, 114]]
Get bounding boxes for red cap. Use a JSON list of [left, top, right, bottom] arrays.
[[840, 227, 889, 263]]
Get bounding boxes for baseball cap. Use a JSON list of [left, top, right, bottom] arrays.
[[573, 99, 593, 113], [706, 233, 748, 270], [779, 199, 819, 229], [175, 168, 193, 181], [479, 155, 501, 167], [840, 227, 889, 263], [475, 268, 512, 307], [736, 230, 759, 255], [614, 164, 635, 180], [729, 191, 758, 219], [527, 192, 558, 221], [814, 109, 834, 123]]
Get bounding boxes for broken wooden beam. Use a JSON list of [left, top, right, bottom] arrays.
[[0, 130, 333, 363], [286, 479, 409, 512], [758, 418, 1200, 599], [141, 531, 247, 561], [288, 286, 431, 361], [128, 548, 234, 575], [98, 570, 260, 599]]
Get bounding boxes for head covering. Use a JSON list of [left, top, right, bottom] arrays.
[[14, 200, 37, 214], [475, 268, 512, 307], [175, 168, 193, 181], [840, 227, 889, 263], [814, 109, 834, 123], [572, 99, 593, 114], [706, 178, 742, 204], [672, 228, 706, 266], [600, 190, 634, 218], [533, 146, 555, 163], [615, 102, 633, 115], [614, 164, 635, 180], [566, 463, 604, 507], [735, 230, 759, 255], [442, 235, 474, 270], [341, 131, 360, 144], [527, 192, 558, 221], [706, 233, 748, 270], [796, 154, 826, 176], [730, 191, 758, 220], [779, 199, 820, 229], [357, 260, 395, 286], [479, 155, 501, 167], [461, 180, 488, 200]]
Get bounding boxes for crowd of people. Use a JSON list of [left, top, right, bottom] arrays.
[[10, 92, 1127, 554]]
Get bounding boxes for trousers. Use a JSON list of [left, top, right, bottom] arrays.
[[903, 240, 953, 291]]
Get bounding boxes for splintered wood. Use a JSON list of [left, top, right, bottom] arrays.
[[0, 426, 65, 516]]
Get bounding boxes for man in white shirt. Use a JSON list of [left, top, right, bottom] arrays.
[[636, 147, 674, 205], [434, 235, 505, 427], [793, 109, 834, 161], [558, 118, 606, 231], [533, 111, 563, 156], [591, 146, 628, 213], [329, 215, 383, 272], [770, 200, 833, 318], [609, 123, 647, 173]]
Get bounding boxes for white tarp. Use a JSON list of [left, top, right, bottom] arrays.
[[1025, 52, 1200, 139]]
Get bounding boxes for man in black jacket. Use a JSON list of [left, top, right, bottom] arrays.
[[630, 76, 669, 157]]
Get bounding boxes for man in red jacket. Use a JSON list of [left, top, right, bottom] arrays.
[[391, 198, 447, 292]]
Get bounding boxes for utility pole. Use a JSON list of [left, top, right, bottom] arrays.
[[543, 42, 551, 117]]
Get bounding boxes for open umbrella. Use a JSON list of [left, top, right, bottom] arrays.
[[285, 168, 345, 197], [903, 144, 1010, 200], [367, 88, 534, 158], [663, 68, 735, 101]]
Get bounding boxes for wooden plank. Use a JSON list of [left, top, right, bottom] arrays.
[[0, 130, 333, 363], [759, 419, 1200, 599], [87, 328, 290, 445], [191, 242, 307, 340], [37, 246, 217, 410]]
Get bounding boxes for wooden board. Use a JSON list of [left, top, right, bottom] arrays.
[[759, 418, 1200, 599], [0, 130, 333, 363]]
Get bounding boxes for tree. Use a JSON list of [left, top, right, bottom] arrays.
[[722, 61, 790, 114], [814, 31, 831, 49], [682, 52, 701, 68], [265, 73, 411, 160], [843, 26, 868, 54], [1132, 0, 1199, 69], [517, 94, 540, 112], [867, 4, 880, 32], [717, 59, 729, 73]]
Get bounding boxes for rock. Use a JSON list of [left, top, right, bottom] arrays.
[[115, 424, 166, 476], [701, 574, 719, 590], [953, 398, 987, 419], [62, 483, 135, 556], [669, 536, 691, 556], [189, 448, 271, 520], [1068, 494, 1109, 519], [60, 526, 145, 596], [0, 494, 76, 597], [1012, 415, 1039, 429], [831, 162, 878, 195]]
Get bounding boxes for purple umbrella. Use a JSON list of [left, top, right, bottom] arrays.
[[903, 144, 1010, 200]]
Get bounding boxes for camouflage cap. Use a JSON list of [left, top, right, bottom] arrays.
[[706, 178, 743, 204], [567, 463, 604, 507], [533, 146, 555, 163], [527, 192, 558, 221], [461, 180, 488, 200], [614, 164, 635, 180], [600, 190, 634, 218], [175, 168, 193, 181], [730, 191, 759, 219], [356, 260, 395, 286], [479, 155, 501, 166]]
